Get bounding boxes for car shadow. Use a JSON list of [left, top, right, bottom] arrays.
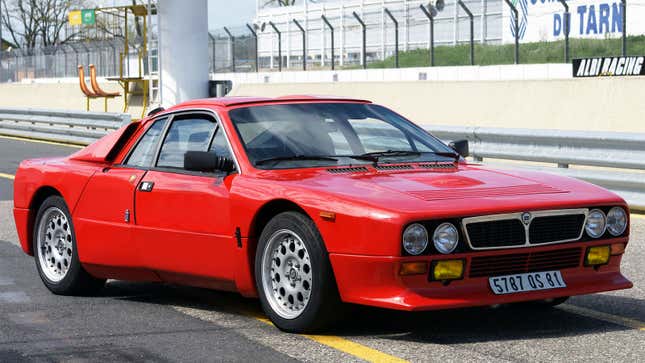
[[98, 280, 643, 344]]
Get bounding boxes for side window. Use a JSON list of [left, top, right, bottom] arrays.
[[125, 118, 168, 167], [209, 128, 232, 159], [157, 116, 217, 169]]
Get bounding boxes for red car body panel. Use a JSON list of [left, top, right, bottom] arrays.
[[13, 96, 632, 309]]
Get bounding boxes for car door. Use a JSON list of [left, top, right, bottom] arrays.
[[134, 112, 237, 283], [74, 117, 168, 272]]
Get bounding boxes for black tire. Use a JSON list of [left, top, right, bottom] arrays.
[[33, 195, 105, 295], [255, 211, 343, 333]]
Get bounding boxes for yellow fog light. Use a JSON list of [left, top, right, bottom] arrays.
[[585, 246, 610, 266], [399, 262, 428, 276], [431, 259, 465, 281]]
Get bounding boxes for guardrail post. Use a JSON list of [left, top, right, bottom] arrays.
[[384, 8, 399, 68], [246, 24, 259, 72], [352, 11, 367, 69], [557, 0, 570, 63], [504, 0, 520, 64], [293, 19, 307, 71], [268, 21, 282, 72], [321, 15, 335, 70], [223, 27, 236, 73], [419, 5, 435, 67], [457, 1, 475, 65], [621, 0, 626, 56]]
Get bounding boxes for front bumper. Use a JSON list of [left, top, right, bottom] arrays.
[[329, 238, 632, 311]]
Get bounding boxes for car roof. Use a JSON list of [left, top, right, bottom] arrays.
[[166, 95, 372, 110]]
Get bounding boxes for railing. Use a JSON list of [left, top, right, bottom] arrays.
[[425, 125, 645, 211], [0, 108, 130, 145], [0, 109, 642, 210]]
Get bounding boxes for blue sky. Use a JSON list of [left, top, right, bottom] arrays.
[[208, 0, 257, 30]]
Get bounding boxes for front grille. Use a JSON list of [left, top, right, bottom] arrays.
[[469, 247, 582, 278], [529, 214, 585, 244], [466, 219, 526, 249], [462, 209, 587, 249]]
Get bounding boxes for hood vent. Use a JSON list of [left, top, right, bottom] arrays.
[[418, 162, 456, 170], [327, 166, 369, 174], [375, 164, 414, 171], [409, 184, 567, 201]]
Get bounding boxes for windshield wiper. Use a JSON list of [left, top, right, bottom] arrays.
[[429, 151, 461, 162], [340, 150, 460, 165], [360, 150, 421, 158], [255, 155, 338, 165]]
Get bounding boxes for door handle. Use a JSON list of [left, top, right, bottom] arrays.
[[139, 181, 154, 192]]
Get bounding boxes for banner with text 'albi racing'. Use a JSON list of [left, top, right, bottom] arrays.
[[573, 56, 645, 77]]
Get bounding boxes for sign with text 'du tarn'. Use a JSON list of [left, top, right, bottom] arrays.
[[502, 0, 645, 44], [573, 56, 645, 77]]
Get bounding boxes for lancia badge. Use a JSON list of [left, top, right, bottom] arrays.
[[521, 212, 532, 225]]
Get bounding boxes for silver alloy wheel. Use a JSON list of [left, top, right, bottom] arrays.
[[261, 229, 313, 319], [36, 207, 73, 283]]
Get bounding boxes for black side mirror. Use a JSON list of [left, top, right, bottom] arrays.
[[448, 139, 469, 158], [184, 151, 235, 173]]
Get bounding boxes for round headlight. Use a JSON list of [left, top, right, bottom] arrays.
[[433, 222, 459, 254], [585, 209, 607, 238], [607, 207, 627, 236], [403, 223, 429, 255]]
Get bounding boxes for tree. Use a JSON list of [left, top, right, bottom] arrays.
[[0, 0, 87, 50]]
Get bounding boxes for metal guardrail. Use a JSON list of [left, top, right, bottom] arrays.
[[0, 108, 130, 145], [425, 125, 645, 211], [0, 109, 642, 210]]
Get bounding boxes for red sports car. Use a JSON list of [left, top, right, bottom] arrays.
[[13, 96, 632, 332]]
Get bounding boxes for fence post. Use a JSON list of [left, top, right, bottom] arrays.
[[321, 15, 334, 70], [457, 1, 474, 65], [384, 8, 399, 68], [621, 0, 626, 56], [246, 24, 259, 73], [557, 0, 569, 63], [223, 27, 235, 72], [208, 33, 216, 73], [352, 11, 367, 69], [293, 19, 306, 71], [269, 21, 282, 72], [504, 0, 520, 64], [419, 5, 435, 67]]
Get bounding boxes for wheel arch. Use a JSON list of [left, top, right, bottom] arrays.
[[26, 186, 63, 255], [237, 199, 316, 297]]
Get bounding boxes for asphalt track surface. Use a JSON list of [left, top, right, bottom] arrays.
[[0, 136, 643, 362]]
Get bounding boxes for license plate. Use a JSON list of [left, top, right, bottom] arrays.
[[489, 270, 566, 295]]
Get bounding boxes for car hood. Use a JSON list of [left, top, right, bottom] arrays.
[[260, 164, 624, 218]]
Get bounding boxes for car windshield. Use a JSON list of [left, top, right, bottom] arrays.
[[228, 102, 457, 169]]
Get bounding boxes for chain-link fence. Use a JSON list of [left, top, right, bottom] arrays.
[[0, 38, 149, 83], [2, 0, 645, 81]]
